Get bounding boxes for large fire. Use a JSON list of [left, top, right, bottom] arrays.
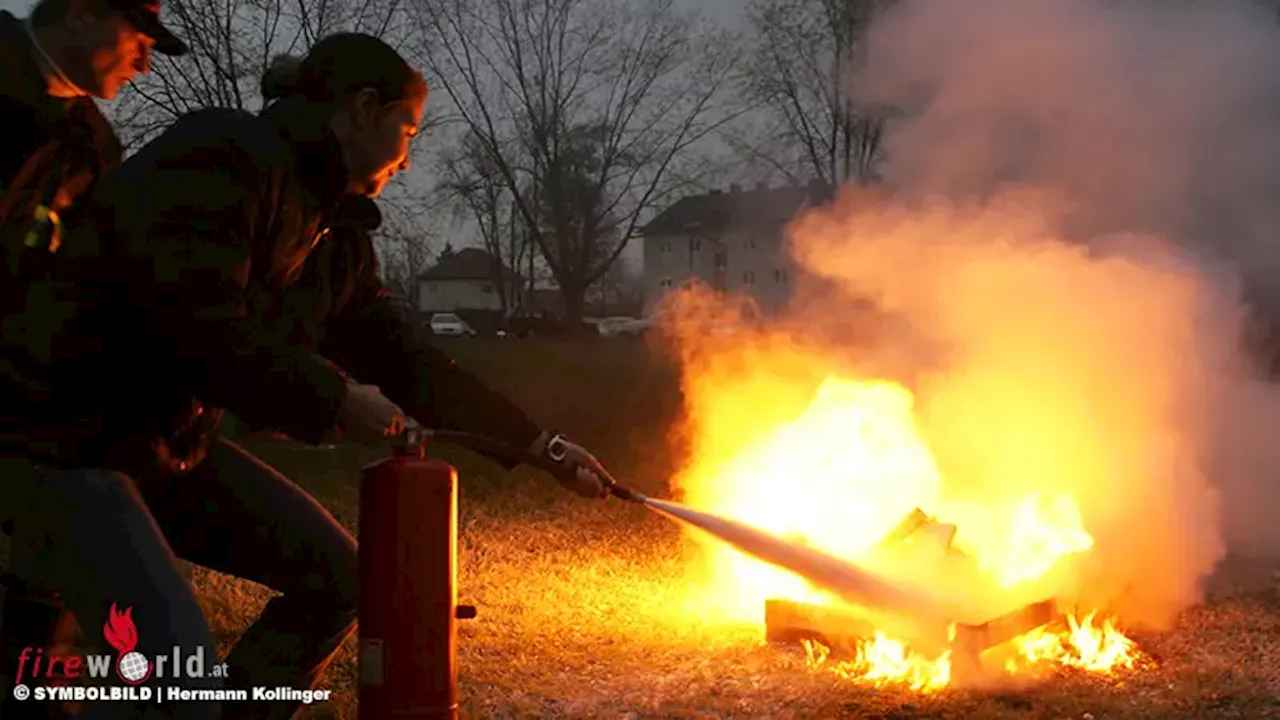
[[660, 187, 1235, 691]]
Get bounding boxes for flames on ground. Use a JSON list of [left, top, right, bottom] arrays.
[[657, 187, 1237, 692]]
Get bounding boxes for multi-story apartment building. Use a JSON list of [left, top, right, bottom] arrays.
[[640, 180, 833, 315]]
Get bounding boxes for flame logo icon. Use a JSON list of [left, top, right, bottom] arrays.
[[103, 604, 152, 685]]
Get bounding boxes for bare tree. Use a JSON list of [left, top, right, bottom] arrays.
[[731, 0, 897, 186], [586, 255, 642, 312], [372, 179, 446, 304], [110, 0, 412, 149], [408, 0, 741, 324], [438, 131, 536, 314]]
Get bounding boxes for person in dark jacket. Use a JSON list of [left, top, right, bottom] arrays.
[[260, 53, 613, 495], [7, 34, 415, 720], [8, 32, 611, 720], [0, 0, 186, 247], [0, 1, 185, 717], [282, 193, 602, 485], [0, 0, 187, 432]]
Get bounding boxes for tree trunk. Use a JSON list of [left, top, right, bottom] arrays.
[[561, 286, 587, 331]]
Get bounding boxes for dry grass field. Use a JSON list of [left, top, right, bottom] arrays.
[[12, 338, 1280, 718]]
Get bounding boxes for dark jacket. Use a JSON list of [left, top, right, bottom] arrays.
[[0, 11, 123, 459], [0, 11, 121, 246], [285, 195, 542, 457], [15, 97, 353, 475]]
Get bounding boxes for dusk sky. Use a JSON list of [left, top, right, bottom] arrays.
[[0, 0, 745, 25], [0, 0, 755, 272]]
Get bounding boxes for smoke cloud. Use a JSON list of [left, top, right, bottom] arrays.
[[771, 0, 1280, 628], [856, 0, 1280, 303]]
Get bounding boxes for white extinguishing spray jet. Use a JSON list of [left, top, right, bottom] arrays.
[[419, 427, 967, 627], [600, 477, 967, 626]]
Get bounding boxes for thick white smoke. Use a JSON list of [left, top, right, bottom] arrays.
[[774, 0, 1280, 628], [858, 0, 1280, 308]]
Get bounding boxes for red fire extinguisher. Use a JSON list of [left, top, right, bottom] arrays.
[[358, 429, 475, 720]]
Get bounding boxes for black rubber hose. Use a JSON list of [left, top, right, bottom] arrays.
[[426, 430, 646, 503]]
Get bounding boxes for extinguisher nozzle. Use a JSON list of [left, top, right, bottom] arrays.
[[607, 483, 647, 504]]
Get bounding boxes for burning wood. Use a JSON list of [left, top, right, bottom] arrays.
[[877, 508, 930, 546], [764, 597, 1061, 681], [762, 509, 1069, 682], [763, 596, 1055, 653], [952, 599, 1060, 656], [764, 598, 879, 655]]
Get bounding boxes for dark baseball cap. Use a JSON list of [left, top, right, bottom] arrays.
[[109, 0, 187, 56]]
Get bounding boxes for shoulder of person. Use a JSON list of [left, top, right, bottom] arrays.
[[143, 108, 296, 178], [67, 98, 123, 167], [0, 12, 25, 60], [332, 195, 383, 232]]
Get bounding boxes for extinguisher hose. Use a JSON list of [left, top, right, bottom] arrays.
[[425, 430, 647, 503]]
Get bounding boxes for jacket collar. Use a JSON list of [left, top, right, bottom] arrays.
[[0, 12, 70, 123], [333, 194, 382, 232], [259, 96, 350, 222]]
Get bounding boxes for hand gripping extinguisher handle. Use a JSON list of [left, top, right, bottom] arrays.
[[594, 467, 646, 503], [417, 430, 646, 503]]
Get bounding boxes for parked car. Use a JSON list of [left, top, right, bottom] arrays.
[[597, 316, 639, 337], [610, 314, 664, 337], [429, 312, 476, 336], [500, 312, 597, 338], [610, 312, 745, 338]]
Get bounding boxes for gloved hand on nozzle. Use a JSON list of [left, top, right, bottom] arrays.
[[529, 430, 612, 499]]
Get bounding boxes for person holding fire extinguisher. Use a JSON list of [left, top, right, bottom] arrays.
[[2, 33, 428, 720], [1, 32, 612, 720], [279, 188, 612, 499]]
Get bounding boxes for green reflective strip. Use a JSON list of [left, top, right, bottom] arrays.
[[22, 205, 59, 251]]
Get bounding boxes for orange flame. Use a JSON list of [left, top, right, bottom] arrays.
[[650, 187, 1235, 689], [1009, 613, 1139, 673]]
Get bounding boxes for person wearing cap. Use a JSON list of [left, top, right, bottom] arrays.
[[0, 2, 186, 717], [0, 0, 186, 247]]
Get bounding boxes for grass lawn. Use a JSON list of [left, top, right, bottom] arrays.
[[27, 338, 1280, 718]]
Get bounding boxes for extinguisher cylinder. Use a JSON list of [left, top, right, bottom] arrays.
[[358, 447, 459, 720]]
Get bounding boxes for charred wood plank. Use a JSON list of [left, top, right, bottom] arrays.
[[764, 598, 951, 658], [878, 508, 930, 546], [954, 599, 1059, 655], [764, 598, 878, 656]]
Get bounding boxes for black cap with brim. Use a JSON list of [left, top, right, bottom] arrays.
[[117, 5, 188, 56]]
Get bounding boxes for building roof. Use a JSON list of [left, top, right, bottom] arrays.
[[640, 180, 834, 237], [418, 247, 514, 282]]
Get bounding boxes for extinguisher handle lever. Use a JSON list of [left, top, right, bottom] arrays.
[[418, 430, 647, 503], [602, 478, 647, 503]]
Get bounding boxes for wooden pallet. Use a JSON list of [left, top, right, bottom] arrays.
[[762, 507, 1062, 681]]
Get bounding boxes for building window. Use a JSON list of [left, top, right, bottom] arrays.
[[713, 252, 727, 268], [743, 270, 755, 285], [659, 277, 674, 288], [774, 268, 789, 284], [660, 240, 673, 253], [690, 238, 701, 252]]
